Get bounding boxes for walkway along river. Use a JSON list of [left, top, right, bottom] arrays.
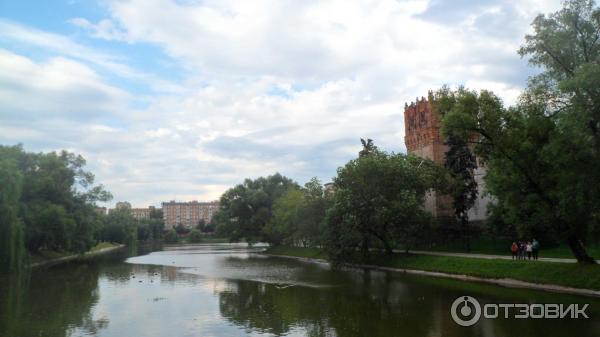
[[1, 243, 599, 337]]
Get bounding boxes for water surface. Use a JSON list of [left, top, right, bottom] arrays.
[[1, 243, 598, 337]]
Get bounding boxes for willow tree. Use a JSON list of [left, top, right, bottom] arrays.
[[0, 159, 25, 272], [437, 86, 598, 263], [435, 0, 600, 263], [520, 0, 600, 262]]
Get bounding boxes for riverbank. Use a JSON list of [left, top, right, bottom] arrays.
[[412, 238, 600, 259], [264, 246, 600, 296], [28, 242, 126, 269]]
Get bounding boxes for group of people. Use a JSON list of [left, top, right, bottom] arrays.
[[511, 239, 540, 260]]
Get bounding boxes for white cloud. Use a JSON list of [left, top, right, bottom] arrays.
[[69, 17, 130, 41], [0, 49, 130, 121], [0, 19, 185, 93], [1, 0, 564, 207], [95, 0, 560, 86]]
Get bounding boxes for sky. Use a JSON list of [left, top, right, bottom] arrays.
[[0, 0, 562, 208]]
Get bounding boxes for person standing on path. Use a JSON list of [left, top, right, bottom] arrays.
[[526, 241, 533, 260], [518, 241, 525, 260], [511, 242, 518, 260], [532, 239, 540, 260]]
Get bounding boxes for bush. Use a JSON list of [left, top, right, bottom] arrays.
[[163, 229, 179, 244], [175, 223, 189, 235], [189, 230, 203, 243]]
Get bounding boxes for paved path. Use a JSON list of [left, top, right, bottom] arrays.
[[401, 250, 578, 263]]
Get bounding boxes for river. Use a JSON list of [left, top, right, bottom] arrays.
[[1, 243, 598, 337]]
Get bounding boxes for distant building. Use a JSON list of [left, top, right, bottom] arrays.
[[131, 206, 156, 220], [94, 207, 107, 215], [115, 201, 132, 210], [324, 182, 335, 198], [404, 94, 491, 221], [162, 200, 220, 229], [110, 202, 159, 220]]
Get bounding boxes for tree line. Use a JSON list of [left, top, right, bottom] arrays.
[[0, 145, 163, 273], [215, 0, 600, 263], [215, 147, 450, 265]]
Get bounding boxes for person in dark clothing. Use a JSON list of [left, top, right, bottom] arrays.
[[518, 241, 525, 260], [532, 239, 540, 260]]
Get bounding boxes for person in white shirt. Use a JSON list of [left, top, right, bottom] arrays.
[[526, 242, 533, 260]]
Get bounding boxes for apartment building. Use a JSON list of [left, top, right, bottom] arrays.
[[161, 200, 220, 229]]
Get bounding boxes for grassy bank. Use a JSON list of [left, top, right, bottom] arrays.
[[29, 242, 123, 266], [197, 236, 234, 244], [265, 246, 600, 291], [416, 238, 600, 259]]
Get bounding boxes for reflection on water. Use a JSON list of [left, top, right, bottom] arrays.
[[1, 243, 599, 337], [0, 263, 107, 337]]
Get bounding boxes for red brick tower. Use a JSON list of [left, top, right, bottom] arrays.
[[404, 95, 453, 217]]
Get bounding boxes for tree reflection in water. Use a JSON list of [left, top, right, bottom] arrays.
[[1, 247, 599, 337], [0, 264, 107, 337], [216, 255, 600, 337]]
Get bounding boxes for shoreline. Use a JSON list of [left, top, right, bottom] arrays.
[[29, 244, 126, 269], [261, 252, 600, 298]]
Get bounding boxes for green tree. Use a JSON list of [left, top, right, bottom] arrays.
[[36, 204, 76, 251], [0, 145, 112, 257], [264, 177, 330, 247], [518, 0, 600, 262], [101, 208, 136, 244], [437, 0, 600, 263], [136, 221, 152, 241], [0, 144, 113, 271], [325, 143, 447, 263], [202, 218, 217, 233], [296, 177, 329, 247], [150, 207, 163, 220], [189, 229, 203, 243], [164, 229, 179, 244], [139, 218, 164, 240], [215, 173, 299, 243], [263, 187, 304, 245], [175, 223, 189, 235], [437, 86, 598, 262], [443, 135, 478, 251], [359, 138, 378, 157], [196, 219, 207, 231], [0, 159, 25, 272]]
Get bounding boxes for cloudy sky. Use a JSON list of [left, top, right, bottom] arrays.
[[0, 0, 561, 207]]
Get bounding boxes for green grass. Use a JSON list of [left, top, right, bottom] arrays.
[[196, 236, 233, 243], [417, 237, 600, 259], [266, 246, 327, 259], [173, 236, 234, 244], [89, 242, 120, 252], [265, 246, 600, 291], [28, 250, 72, 264], [29, 242, 121, 264]]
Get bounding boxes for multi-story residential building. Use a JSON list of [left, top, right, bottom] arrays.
[[162, 200, 220, 229], [324, 182, 335, 198], [109, 202, 159, 220], [131, 206, 156, 220]]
